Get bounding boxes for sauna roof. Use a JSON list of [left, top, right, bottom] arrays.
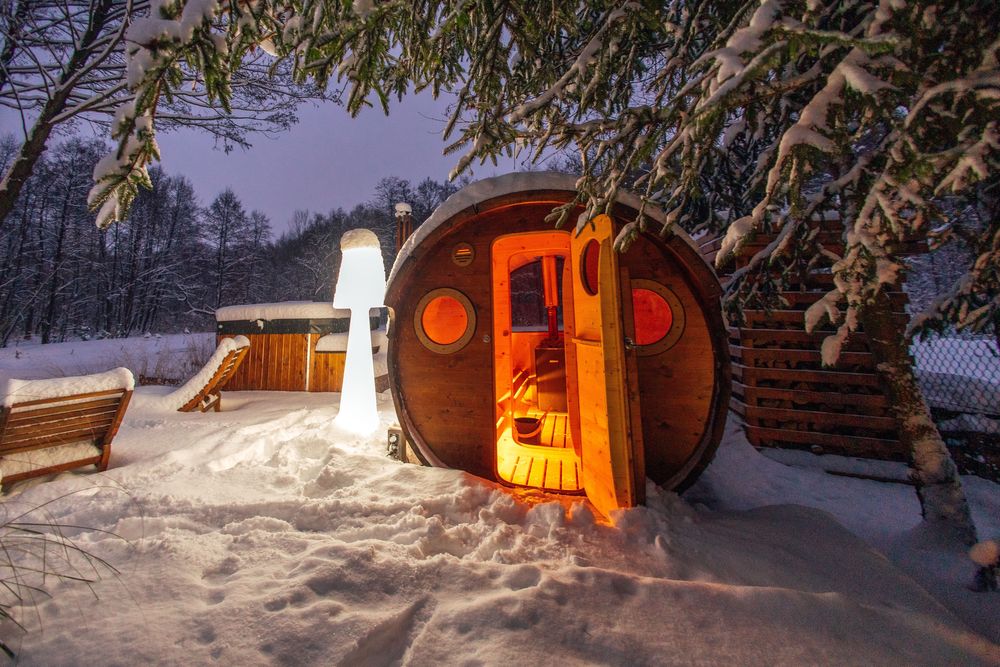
[[388, 172, 705, 288], [216, 301, 350, 322]]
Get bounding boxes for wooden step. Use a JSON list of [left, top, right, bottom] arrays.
[[777, 291, 908, 310], [699, 235, 723, 254], [750, 230, 846, 245]]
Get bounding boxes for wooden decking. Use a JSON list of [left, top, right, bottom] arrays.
[[532, 413, 572, 449], [496, 412, 582, 492]]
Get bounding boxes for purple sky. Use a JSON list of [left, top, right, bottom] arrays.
[[1, 91, 528, 234]]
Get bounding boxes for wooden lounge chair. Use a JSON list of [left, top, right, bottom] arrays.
[[177, 335, 250, 413], [0, 368, 134, 487]]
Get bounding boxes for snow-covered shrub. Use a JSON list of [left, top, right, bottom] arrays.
[[969, 539, 999, 592]]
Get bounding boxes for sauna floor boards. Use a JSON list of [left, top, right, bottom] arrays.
[[528, 412, 570, 449], [496, 413, 582, 492]]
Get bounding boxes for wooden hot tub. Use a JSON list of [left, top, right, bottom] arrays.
[[216, 301, 385, 392]]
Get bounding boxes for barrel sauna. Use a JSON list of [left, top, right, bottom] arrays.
[[386, 173, 730, 517]]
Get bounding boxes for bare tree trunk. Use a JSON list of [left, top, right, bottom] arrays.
[[859, 289, 978, 545], [40, 181, 76, 343]]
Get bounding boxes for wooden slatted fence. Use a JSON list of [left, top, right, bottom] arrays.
[[700, 217, 925, 460]]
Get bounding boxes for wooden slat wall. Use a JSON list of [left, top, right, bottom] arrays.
[[218, 333, 344, 392], [215, 333, 370, 392], [703, 216, 915, 460], [310, 333, 347, 392]]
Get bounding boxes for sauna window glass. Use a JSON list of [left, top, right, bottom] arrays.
[[631, 280, 685, 355], [580, 240, 601, 296], [414, 288, 476, 353], [510, 257, 564, 331]]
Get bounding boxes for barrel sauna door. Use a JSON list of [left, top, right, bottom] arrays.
[[567, 214, 642, 517]]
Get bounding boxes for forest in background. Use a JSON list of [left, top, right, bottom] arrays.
[[0, 135, 458, 346], [0, 130, 985, 349]]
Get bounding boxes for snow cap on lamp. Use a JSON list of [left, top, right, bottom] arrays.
[[334, 229, 385, 309]]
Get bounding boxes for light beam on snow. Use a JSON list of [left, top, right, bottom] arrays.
[[332, 229, 386, 434]]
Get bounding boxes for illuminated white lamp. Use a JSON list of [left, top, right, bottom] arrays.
[[333, 228, 386, 434]]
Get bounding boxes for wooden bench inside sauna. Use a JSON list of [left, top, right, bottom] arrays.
[[386, 173, 730, 517], [216, 301, 386, 392]]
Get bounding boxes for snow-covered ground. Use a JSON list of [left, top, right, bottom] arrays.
[[0, 338, 998, 664], [0, 333, 216, 384]]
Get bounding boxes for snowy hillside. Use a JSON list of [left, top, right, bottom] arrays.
[[0, 338, 997, 664], [0, 334, 216, 384]]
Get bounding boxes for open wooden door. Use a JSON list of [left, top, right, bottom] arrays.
[[567, 214, 642, 517]]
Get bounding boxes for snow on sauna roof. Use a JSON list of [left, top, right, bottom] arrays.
[[216, 301, 350, 322], [388, 172, 704, 287]]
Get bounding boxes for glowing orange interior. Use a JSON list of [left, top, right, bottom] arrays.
[[421, 296, 468, 345], [632, 288, 673, 346], [492, 232, 582, 493]]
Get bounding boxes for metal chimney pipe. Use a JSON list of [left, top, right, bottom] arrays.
[[394, 202, 413, 253]]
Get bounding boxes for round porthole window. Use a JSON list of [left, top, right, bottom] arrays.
[[580, 239, 601, 296], [631, 279, 685, 355], [414, 288, 476, 353]]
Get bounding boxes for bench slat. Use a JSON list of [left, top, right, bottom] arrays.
[[0, 450, 105, 486], [1, 426, 108, 453], [3, 413, 115, 441], [7, 397, 123, 422], [7, 388, 127, 409], [7, 407, 119, 432]]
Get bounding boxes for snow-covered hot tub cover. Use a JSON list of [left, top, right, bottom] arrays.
[[216, 301, 383, 336], [216, 301, 351, 322]]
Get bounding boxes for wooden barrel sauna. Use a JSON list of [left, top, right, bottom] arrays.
[[385, 173, 730, 516], [216, 301, 386, 392]]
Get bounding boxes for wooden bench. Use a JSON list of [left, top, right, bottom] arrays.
[[178, 336, 250, 412], [0, 368, 134, 487]]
